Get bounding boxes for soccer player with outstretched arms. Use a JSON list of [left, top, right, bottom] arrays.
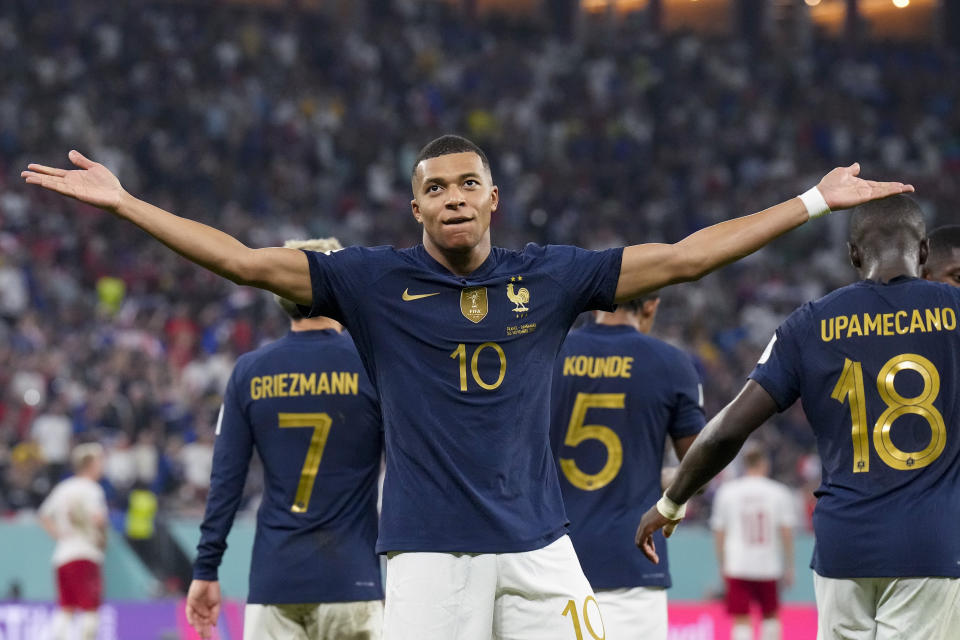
[[185, 238, 384, 640], [550, 292, 704, 640], [24, 136, 911, 639], [637, 195, 960, 640]]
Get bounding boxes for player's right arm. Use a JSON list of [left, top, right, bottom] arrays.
[[21, 151, 312, 305], [189, 372, 253, 638]]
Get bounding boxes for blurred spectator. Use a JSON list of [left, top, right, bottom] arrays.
[[1, 0, 958, 521]]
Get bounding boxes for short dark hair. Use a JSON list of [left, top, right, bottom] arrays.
[[927, 225, 960, 268], [848, 194, 925, 250], [413, 135, 491, 177], [620, 290, 660, 313]]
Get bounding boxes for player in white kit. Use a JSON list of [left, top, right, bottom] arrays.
[[38, 443, 109, 640], [710, 446, 795, 640]]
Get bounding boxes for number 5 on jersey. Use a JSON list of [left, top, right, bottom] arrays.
[[559, 393, 625, 491], [278, 412, 333, 513]]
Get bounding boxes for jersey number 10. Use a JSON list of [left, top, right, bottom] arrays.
[[831, 353, 946, 473]]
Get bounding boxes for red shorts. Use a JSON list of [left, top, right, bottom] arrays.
[[725, 577, 779, 617], [56, 560, 102, 610]]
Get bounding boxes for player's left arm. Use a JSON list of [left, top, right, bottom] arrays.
[[38, 514, 58, 540], [635, 380, 778, 562], [614, 165, 913, 301]]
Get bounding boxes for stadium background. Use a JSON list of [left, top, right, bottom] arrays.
[[0, 0, 957, 637]]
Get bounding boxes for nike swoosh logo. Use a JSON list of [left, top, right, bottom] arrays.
[[402, 289, 441, 301]]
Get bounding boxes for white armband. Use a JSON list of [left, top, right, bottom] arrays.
[[798, 186, 831, 220], [656, 494, 687, 521]]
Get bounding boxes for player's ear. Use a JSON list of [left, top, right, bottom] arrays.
[[411, 199, 422, 224], [919, 237, 929, 268], [848, 242, 862, 270], [490, 185, 499, 212]]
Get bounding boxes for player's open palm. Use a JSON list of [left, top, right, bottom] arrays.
[[817, 163, 914, 211], [186, 579, 222, 639], [21, 150, 125, 212]]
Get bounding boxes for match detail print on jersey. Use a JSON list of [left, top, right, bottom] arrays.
[[402, 288, 440, 301], [460, 286, 488, 323]]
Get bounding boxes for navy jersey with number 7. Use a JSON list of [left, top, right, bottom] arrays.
[[750, 277, 960, 578], [193, 329, 384, 604], [550, 323, 705, 589]]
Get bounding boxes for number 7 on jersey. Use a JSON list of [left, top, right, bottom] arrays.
[[278, 412, 333, 513]]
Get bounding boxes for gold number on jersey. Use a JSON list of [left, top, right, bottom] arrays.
[[562, 596, 605, 640], [831, 354, 946, 473], [559, 393, 625, 491], [450, 342, 507, 391], [278, 412, 333, 513]]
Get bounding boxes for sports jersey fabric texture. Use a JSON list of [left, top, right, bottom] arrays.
[[749, 277, 960, 578], [300, 243, 623, 553], [551, 323, 705, 589], [710, 475, 796, 581], [194, 330, 384, 604]]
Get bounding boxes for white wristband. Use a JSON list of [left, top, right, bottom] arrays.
[[656, 494, 687, 521], [798, 186, 831, 220]]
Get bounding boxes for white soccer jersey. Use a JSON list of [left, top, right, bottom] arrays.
[[710, 475, 796, 581], [39, 476, 108, 567]]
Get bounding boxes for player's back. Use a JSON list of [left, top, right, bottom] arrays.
[[711, 475, 795, 581], [751, 277, 960, 578], [550, 323, 704, 589], [220, 329, 383, 603]]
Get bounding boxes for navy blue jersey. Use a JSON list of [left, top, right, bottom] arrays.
[[193, 330, 384, 604], [750, 277, 960, 578], [300, 244, 622, 553], [550, 323, 705, 589]]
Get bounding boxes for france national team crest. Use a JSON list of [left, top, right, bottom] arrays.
[[461, 287, 488, 323], [507, 276, 530, 317]]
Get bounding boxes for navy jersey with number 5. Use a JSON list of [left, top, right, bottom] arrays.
[[300, 244, 622, 553], [193, 329, 384, 604], [750, 277, 960, 578], [550, 323, 705, 589]]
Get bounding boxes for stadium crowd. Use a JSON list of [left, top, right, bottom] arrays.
[[1, 0, 958, 524]]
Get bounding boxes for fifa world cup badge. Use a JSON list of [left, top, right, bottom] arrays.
[[460, 287, 488, 323]]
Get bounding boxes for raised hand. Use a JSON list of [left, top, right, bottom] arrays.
[[21, 150, 125, 212], [185, 579, 222, 639], [817, 163, 914, 211]]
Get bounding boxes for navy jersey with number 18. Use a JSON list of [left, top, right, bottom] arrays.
[[750, 277, 960, 578], [193, 329, 384, 604], [551, 323, 705, 589]]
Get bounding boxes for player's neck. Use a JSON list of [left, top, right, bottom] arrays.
[[423, 234, 492, 276], [291, 317, 342, 332], [595, 310, 645, 333], [860, 259, 920, 283]]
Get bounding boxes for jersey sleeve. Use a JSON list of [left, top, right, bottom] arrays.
[[747, 307, 808, 412], [545, 245, 623, 314], [38, 485, 61, 519], [193, 369, 254, 581], [668, 352, 706, 439], [297, 247, 373, 323]]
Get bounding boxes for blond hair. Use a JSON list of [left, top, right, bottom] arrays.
[[71, 442, 104, 472], [276, 238, 343, 319], [283, 237, 343, 253]]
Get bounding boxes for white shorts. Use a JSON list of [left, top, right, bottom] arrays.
[[595, 586, 667, 640], [244, 600, 383, 640], [813, 572, 960, 640], [383, 535, 601, 640]]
